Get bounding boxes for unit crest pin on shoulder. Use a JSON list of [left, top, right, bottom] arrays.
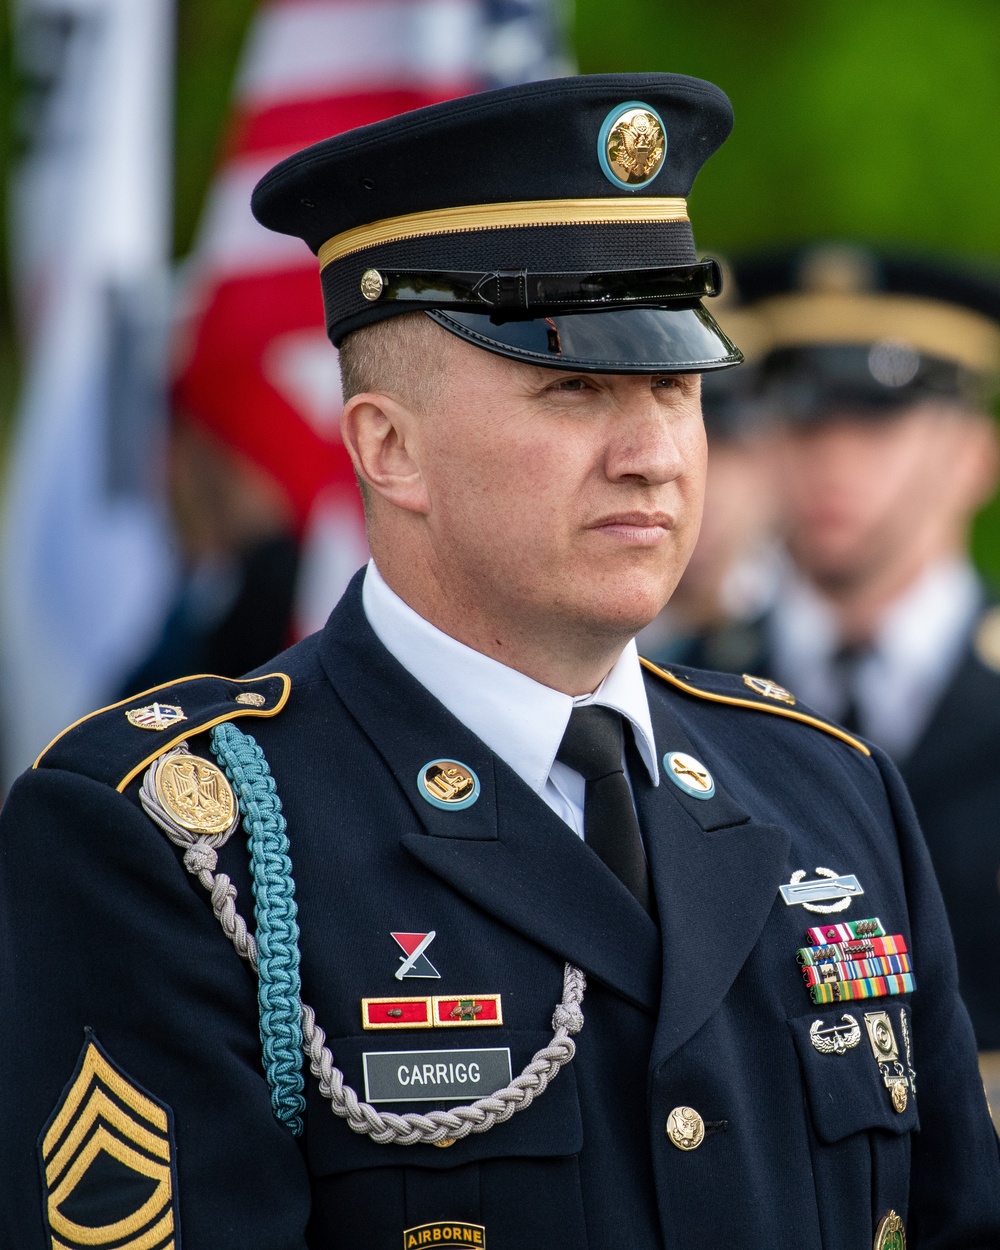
[[126, 701, 187, 731], [742, 674, 796, 705]]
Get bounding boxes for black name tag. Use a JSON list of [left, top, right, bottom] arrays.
[[363, 1047, 513, 1103]]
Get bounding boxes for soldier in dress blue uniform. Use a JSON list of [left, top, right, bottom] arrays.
[[659, 245, 1000, 1071], [1, 80, 998, 1250]]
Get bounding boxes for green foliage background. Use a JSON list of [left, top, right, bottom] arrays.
[[7, 0, 1000, 571]]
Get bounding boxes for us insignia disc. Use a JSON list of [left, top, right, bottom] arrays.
[[743, 674, 796, 705], [125, 701, 187, 731], [665, 1105, 705, 1150], [417, 759, 480, 810], [234, 690, 266, 707], [664, 751, 715, 800], [599, 101, 666, 189], [153, 750, 237, 835]]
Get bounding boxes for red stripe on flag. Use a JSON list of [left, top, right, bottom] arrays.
[[173, 269, 357, 530], [228, 86, 479, 158]]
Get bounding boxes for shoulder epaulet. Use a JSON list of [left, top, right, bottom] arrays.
[[640, 657, 870, 756], [34, 672, 291, 792]]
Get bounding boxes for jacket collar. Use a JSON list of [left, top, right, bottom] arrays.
[[636, 679, 790, 1064], [318, 574, 661, 1012]]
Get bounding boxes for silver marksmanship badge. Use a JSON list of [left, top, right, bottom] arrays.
[[780, 867, 865, 914], [809, 1014, 861, 1055], [865, 1010, 910, 1113]]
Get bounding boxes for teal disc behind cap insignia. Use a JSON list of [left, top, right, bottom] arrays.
[[418, 759, 481, 810], [664, 750, 715, 800], [598, 101, 668, 190]]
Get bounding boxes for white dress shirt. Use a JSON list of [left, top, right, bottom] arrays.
[[771, 557, 981, 760], [361, 561, 659, 837]]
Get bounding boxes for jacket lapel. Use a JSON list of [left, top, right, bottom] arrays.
[[318, 576, 661, 1012], [637, 685, 790, 1064]]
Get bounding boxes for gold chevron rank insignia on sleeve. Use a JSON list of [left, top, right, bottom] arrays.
[[38, 1033, 179, 1250]]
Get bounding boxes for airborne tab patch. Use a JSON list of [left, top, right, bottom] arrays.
[[404, 1221, 486, 1249], [38, 1033, 179, 1250]]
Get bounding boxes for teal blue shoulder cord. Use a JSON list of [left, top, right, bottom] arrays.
[[211, 722, 306, 1133]]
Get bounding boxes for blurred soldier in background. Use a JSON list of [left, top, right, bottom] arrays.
[[684, 244, 1000, 1078], [639, 286, 780, 668]]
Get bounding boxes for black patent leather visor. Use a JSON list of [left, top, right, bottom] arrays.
[[427, 302, 743, 373]]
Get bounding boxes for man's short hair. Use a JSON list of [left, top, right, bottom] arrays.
[[339, 313, 444, 410]]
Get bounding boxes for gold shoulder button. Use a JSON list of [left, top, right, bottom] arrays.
[[640, 657, 870, 756]]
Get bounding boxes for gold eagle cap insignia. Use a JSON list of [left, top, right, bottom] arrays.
[[605, 106, 666, 187], [39, 1035, 179, 1250]]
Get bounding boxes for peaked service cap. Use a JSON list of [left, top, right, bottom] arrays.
[[251, 73, 743, 373], [735, 243, 1000, 419]]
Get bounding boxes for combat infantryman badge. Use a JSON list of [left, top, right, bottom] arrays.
[[780, 867, 865, 914], [125, 702, 187, 731], [392, 931, 441, 981]]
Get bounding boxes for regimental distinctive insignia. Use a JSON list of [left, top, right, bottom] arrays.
[[234, 690, 266, 707], [600, 102, 667, 188], [780, 867, 865, 914], [665, 1105, 705, 1151], [391, 931, 441, 981], [434, 994, 503, 1027], [417, 759, 481, 810], [865, 1011, 910, 1113], [150, 746, 238, 836], [742, 674, 796, 705], [362, 996, 433, 1030], [874, 1209, 906, 1250], [38, 1034, 179, 1250], [664, 750, 715, 800], [404, 1221, 486, 1249], [809, 1014, 861, 1055], [125, 702, 186, 731]]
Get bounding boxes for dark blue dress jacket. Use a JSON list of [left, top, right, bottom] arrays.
[[2, 573, 998, 1250]]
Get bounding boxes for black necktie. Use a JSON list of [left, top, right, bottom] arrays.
[[556, 705, 652, 914]]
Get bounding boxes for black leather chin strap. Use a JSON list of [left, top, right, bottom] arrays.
[[361, 258, 722, 312]]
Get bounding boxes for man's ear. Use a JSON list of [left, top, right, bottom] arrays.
[[340, 392, 431, 516]]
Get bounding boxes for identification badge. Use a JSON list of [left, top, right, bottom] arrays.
[[363, 1047, 512, 1103]]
